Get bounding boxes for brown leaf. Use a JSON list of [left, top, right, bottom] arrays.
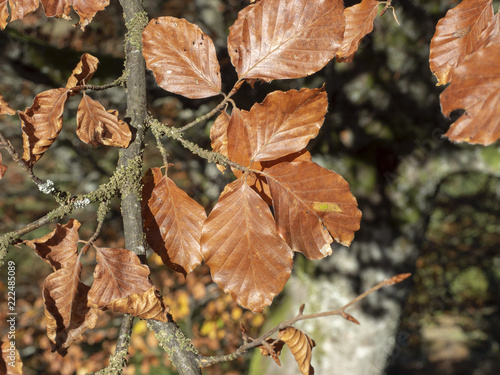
[[0, 153, 7, 180], [0, 94, 15, 115], [201, 179, 293, 312], [19, 87, 71, 167], [105, 286, 168, 322], [258, 339, 285, 366], [76, 94, 131, 148], [142, 16, 222, 99], [210, 110, 230, 172], [43, 252, 98, 355], [66, 53, 99, 89], [228, 88, 327, 164], [430, 0, 495, 85], [336, 0, 380, 62], [41, 0, 110, 30], [88, 247, 155, 309], [24, 219, 81, 271], [0, 340, 23, 375], [0, 0, 39, 30], [441, 44, 500, 145], [142, 167, 206, 275], [265, 161, 361, 259], [228, 0, 345, 82], [279, 327, 316, 375]]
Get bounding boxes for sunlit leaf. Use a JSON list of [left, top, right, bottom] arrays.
[[0, 94, 15, 115], [201, 179, 293, 312], [66, 53, 99, 89], [76, 94, 132, 148], [19, 88, 71, 167], [0, 0, 38, 30], [142, 167, 206, 275], [210, 110, 230, 172], [142, 16, 221, 99], [228, 0, 345, 82], [41, 0, 110, 30], [105, 286, 168, 322], [336, 0, 379, 62], [24, 219, 81, 271], [441, 44, 500, 145], [430, 0, 495, 85], [279, 327, 316, 375], [0, 153, 6, 180], [265, 161, 361, 259], [0, 341, 23, 375]]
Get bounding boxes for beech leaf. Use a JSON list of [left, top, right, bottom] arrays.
[[279, 327, 316, 375], [0, 0, 38, 30], [210, 110, 230, 172], [0, 341, 23, 375], [228, 0, 345, 82], [19, 87, 71, 167], [336, 0, 380, 62], [0, 153, 7, 180], [142, 16, 222, 99], [142, 167, 206, 275], [66, 53, 99, 89], [201, 179, 293, 312], [105, 286, 168, 322], [76, 94, 132, 148], [430, 0, 495, 85], [258, 339, 285, 366], [0, 94, 15, 115], [41, 0, 110, 30], [440, 44, 500, 145], [265, 161, 361, 259]]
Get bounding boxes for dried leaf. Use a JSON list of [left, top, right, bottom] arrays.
[[24, 219, 81, 271], [430, 0, 495, 85], [0, 153, 7, 180], [258, 339, 285, 366], [0, 94, 15, 115], [19, 88, 71, 167], [279, 327, 316, 375], [88, 247, 155, 309], [0, 340, 23, 375], [43, 253, 98, 355], [228, 88, 327, 164], [142, 16, 221, 99], [76, 94, 132, 148], [441, 44, 500, 145], [142, 167, 206, 275], [210, 111, 230, 172], [105, 286, 168, 322], [0, 0, 39, 29], [266, 161, 361, 259], [41, 0, 110, 30], [228, 0, 345, 82], [336, 0, 380, 62], [201, 179, 293, 312], [66, 53, 99, 89]]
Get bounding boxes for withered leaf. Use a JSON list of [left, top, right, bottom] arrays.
[[0, 153, 7, 180], [279, 327, 316, 375], [0, 340, 23, 375], [430, 0, 495, 85], [228, 0, 345, 82], [210, 110, 230, 172], [266, 161, 361, 259], [24, 219, 81, 271], [441, 44, 500, 145], [105, 286, 168, 322], [0, 0, 38, 30], [258, 339, 285, 366], [43, 252, 98, 355], [142, 167, 206, 275], [76, 94, 132, 148], [0, 94, 15, 115], [142, 16, 222, 99], [41, 0, 110, 30], [66, 53, 99, 90], [336, 0, 380, 62], [201, 179, 293, 312]]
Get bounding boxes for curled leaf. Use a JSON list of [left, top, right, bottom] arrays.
[[41, 0, 110, 30], [0, 94, 15, 115], [66, 53, 99, 89], [105, 286, 168, 322], [0, 340, 23, 375], [0, 0, 38, 30], [279, 327, 316, 375]]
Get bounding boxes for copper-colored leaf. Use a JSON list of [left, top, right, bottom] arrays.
[[0, 0, 39, 29], [0, 94, 15, 115], [24, 219, 81, 271], [336, 0, 379, 62], [0, 153, 7, 180], [142, 167, 206, 275], [76, 94, 131, 148], [440, 44, 500, 145], [19, 87, 71, 167], [88, 247, 155, 309], [265, 161, 361, 259], [279, 327, 316, 375], [142, 17, 222, 99], [430, 0, 495, 85], [43, 252, 98, 355], [106, 286, 168, 322], [227, 0, 345, 82], [201, 179, 293, 312], [228, 88, 327, 164], [0, 341, 23, 375], [258, 339, 285, 366], [41, 0, 110, 30], [66, 53, 99, 89], [210, 110, 230, 172]]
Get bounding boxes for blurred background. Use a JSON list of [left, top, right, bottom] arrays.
[[0, 0, 499, 374]]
